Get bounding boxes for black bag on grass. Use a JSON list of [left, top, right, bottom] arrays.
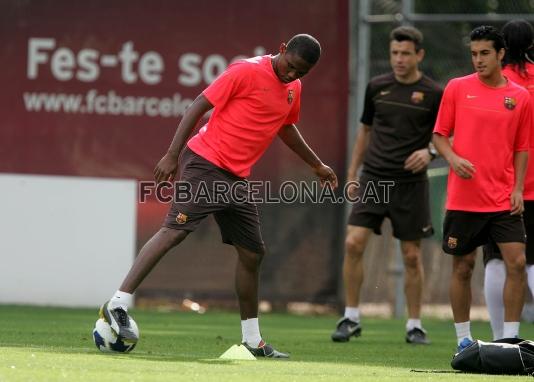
[[451, 338, 534, 375]]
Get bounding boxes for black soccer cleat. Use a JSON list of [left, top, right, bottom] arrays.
[[243, 341, 289, 358], [99, 301, 138, 342], [405, 327, 430, 345], [331, 317, 362, 342]]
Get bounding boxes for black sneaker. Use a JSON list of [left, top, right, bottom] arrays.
[[405, 327, 430, 345], [331, 317, 362, 342], [99, 301, 139, 342], [243, 341, 289, 358]]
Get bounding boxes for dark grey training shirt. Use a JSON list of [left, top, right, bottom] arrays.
[[360, 72, 443, 182]]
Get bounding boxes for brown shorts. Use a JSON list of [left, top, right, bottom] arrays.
[[163, 147, 265, 254], [483, 201, 534, 265], [347, 174, 433, 241], [442, 210, 525, 256]]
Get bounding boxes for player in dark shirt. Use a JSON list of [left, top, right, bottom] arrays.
[[331, 26, 442, 345]]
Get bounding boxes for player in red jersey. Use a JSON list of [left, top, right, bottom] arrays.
[[482, 19, 534, 340], [99, 34, 338, 358], [433, 26, 532, 351]]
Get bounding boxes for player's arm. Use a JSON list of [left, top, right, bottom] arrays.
[[432, 133, 475, 179], [511, 150, 528, 215], [511, 97, 532, 215], [278, 124, 338, 188], [347, 124, 371, 182], [405, 91, 443, 173], [154, 95, 213, 183]]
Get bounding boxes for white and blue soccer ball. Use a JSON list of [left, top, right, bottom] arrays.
[[92, 318, 139, 353]]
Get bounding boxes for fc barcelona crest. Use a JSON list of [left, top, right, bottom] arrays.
[[504, 96, 516, 110], [287, 89, 294, 104], [447, 236, 458, 249], [411, 91, 424, 104], [176, 212, 188, 224]]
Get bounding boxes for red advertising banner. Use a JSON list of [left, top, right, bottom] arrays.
[[0, 0, 348, 303]]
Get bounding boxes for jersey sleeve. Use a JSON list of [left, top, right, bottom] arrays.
[[359, 83, 375, 126], [202, 61, 252, 108], [433, 79, 457, 137], [283, 80, 301, 125], [515, 94, 532, 151]]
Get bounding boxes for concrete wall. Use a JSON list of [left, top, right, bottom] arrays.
[[0, 174, 136, 307]]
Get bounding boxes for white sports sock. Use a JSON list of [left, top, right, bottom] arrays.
[[406, 318, 422, 331], [484, 259, 505, 340], [241, 318, 262, 348], [344, 307, 360, 322], [503, 322, 520, 338], [110, 290, 133, 311], [527, 265, 534, 297], [454, 321, 472, 345]]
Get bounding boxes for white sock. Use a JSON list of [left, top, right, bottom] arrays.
[[484, 259, 505, 340], [110, 290, 133, 311], [503, 322, 520, 338], [527, 265, 534, 297], [454, 321, 472, 345], [241, 318, 262, 348], [406, 318, 422, 331], [344, 307, 360, 322]]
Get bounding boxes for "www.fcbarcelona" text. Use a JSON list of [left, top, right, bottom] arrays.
[[23, 89, 194, 118]]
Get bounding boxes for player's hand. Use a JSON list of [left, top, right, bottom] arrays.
[[346, 179, 360, 199], [404, 148, 431, 173], [510, 189, 524, 215], [450, 155, 475, 179], [154, 153, 179, 183], [313, 164, 338, 189]]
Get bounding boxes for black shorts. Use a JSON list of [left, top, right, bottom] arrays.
[[347, 174, 433, 241], [163, 147, 265, 254], [442, 210, 525, 256], [483, 201, 534, 265]]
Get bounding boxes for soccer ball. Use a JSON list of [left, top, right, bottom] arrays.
[[92, 318, 139, 353]]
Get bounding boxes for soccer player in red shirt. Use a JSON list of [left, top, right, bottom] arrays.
[[433, 26, 532, 352], [483, 19, 534, 340], [99, 34, 338, 358]]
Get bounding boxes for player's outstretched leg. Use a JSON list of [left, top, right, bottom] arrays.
[[234, 245, 288, 358], [101, 228, 189, 341]]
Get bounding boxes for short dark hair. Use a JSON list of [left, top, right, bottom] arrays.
[[470, 25, 506, 52], [502, 19, 534, 74], [390, 26, 423, 51], [286, 34, 321, 65]]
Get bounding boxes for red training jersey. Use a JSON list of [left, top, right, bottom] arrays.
[[187, 55, 301, 178], [503, 63, 534, 200], [434, 73, 531, 212]]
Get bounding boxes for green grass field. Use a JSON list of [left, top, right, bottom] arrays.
[[0, 305, 532, 381]]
